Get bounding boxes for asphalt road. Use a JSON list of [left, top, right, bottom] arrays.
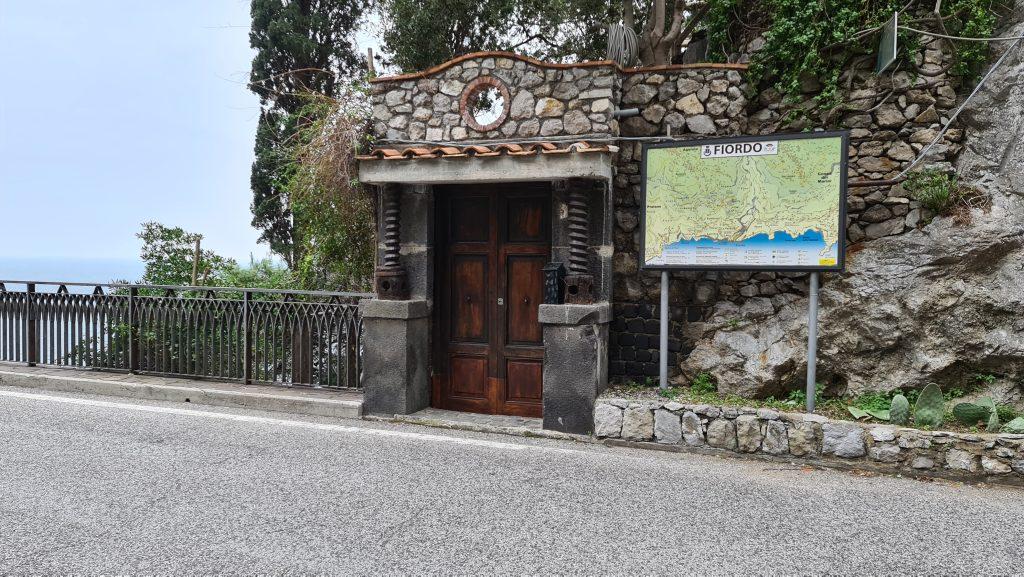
[[1, 387, 1022, 576]]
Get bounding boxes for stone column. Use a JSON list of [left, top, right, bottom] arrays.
[[360, 184, 433, 416], [359, 299, 430, 415], [539, 303, 612, 434]]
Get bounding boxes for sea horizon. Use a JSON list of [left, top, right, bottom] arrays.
[[0, 257, 146, 287]]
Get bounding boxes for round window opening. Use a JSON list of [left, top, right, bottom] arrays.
[[471, 87, 504, 126], [460, 77, 511, 132]]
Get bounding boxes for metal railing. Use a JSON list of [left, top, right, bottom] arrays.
[[0, 280, 373, 390]]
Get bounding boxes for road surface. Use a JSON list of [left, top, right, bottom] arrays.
[[1, 387, 1021, 575]]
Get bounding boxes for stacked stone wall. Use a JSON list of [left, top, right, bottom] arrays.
[[609, 68, 750, 379], [367, 46, 971, 384], [595, 398, 1024, 486], [369, 55, 620, 142]]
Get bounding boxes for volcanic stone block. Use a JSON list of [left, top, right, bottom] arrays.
[[539, 303, 611, 434], [359, 299, 431, 416]]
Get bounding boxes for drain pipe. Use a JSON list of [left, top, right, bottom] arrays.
[[612, 108, 640, 118]]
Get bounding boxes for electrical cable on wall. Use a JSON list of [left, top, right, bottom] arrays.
[[893, 34, 1024, 179]]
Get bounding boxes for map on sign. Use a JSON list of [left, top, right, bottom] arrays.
[[641, 132, 847, 271]]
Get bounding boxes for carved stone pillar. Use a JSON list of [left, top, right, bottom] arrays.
[[375, 184, 408, 299]]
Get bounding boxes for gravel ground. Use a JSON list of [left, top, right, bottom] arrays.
[[1, 386, 1022, 575]]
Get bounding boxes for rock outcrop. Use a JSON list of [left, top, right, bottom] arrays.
[[680, 12, 1024, 402]]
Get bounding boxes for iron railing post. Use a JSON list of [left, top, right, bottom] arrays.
[[242, 290, 252, 384], [26, 283, 37, 366], [346, 316, 358, 388], [127, 286, 138, 373]]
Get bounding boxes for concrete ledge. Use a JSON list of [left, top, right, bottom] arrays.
[[0, 370, 363, 420], [366, 410, 592, 443], [359, 298, 430, 319], [538, 302, 613, 325], [360, 153, 614, 185]]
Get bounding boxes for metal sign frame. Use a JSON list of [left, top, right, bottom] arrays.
[[639, 130, 849, 273]]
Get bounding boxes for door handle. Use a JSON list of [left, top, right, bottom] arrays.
[[497, 297, 504, 306]]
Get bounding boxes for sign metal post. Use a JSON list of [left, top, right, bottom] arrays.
[[806, 272, 820, 412], [659, 270, 669, 389]]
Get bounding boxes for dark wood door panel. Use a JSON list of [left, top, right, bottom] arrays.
[[506, 255, 544, 345], [449, 355, 488, 399], [450, 255, 488, 342], [505, 359, 543, 402], [505, 195, 549, 243], [450, 195, 490, 242]]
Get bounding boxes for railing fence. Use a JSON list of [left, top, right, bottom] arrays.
[[0, 281, 371, 390]]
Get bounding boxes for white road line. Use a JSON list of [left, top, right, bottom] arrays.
[[0, 388, 584, 455]]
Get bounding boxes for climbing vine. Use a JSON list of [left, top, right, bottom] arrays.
[[704, 0, 1003, 112]]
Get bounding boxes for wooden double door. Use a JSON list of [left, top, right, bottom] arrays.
[[433, 184, 550, 417]]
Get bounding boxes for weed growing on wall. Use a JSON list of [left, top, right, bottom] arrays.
[[903, 168, 989, 223], [904, 169, 959, 212]]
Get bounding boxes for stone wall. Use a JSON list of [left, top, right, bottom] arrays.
[[369, 54, 619, 142], [609, 68, 750, 379], [746, 36, 965, 245], [679, 9, 1024, 398], [594, 398, 1024, 486]]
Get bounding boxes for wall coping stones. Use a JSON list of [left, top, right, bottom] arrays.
[[538, 303, 613, 325], [359, 298, 430, 319], [370, 50, 748, 85], [594, 398, 1024, 487]]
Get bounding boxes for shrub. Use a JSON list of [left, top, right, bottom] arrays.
[[904, 169, 959, 213], [691, 372, 718, 395]]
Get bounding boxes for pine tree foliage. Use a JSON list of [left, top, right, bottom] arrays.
[[248, 0, 367, 269]]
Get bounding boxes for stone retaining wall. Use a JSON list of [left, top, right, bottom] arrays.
[[595, 398, 1024, 486]]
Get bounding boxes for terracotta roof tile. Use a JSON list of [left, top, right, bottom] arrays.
[[358, 141, 618, 161]]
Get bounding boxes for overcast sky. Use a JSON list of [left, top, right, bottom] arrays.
[[0, 2, 381, 263]]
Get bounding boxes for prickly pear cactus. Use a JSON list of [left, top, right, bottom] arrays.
[[974, 397, 1001, 432], [890, 394, 911, 426], [987, 410, 1001, 433], [914, 383, 945, 428], [1003, 417, 1024, 434], [952, 403, 990, 425]]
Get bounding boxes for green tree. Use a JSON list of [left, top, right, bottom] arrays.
[[134, 222, 296, 290], [221, 256, 297, 290], [136, 222, 236, 286], [249, 0, 367, 269], [379, 0, 615, 71]]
